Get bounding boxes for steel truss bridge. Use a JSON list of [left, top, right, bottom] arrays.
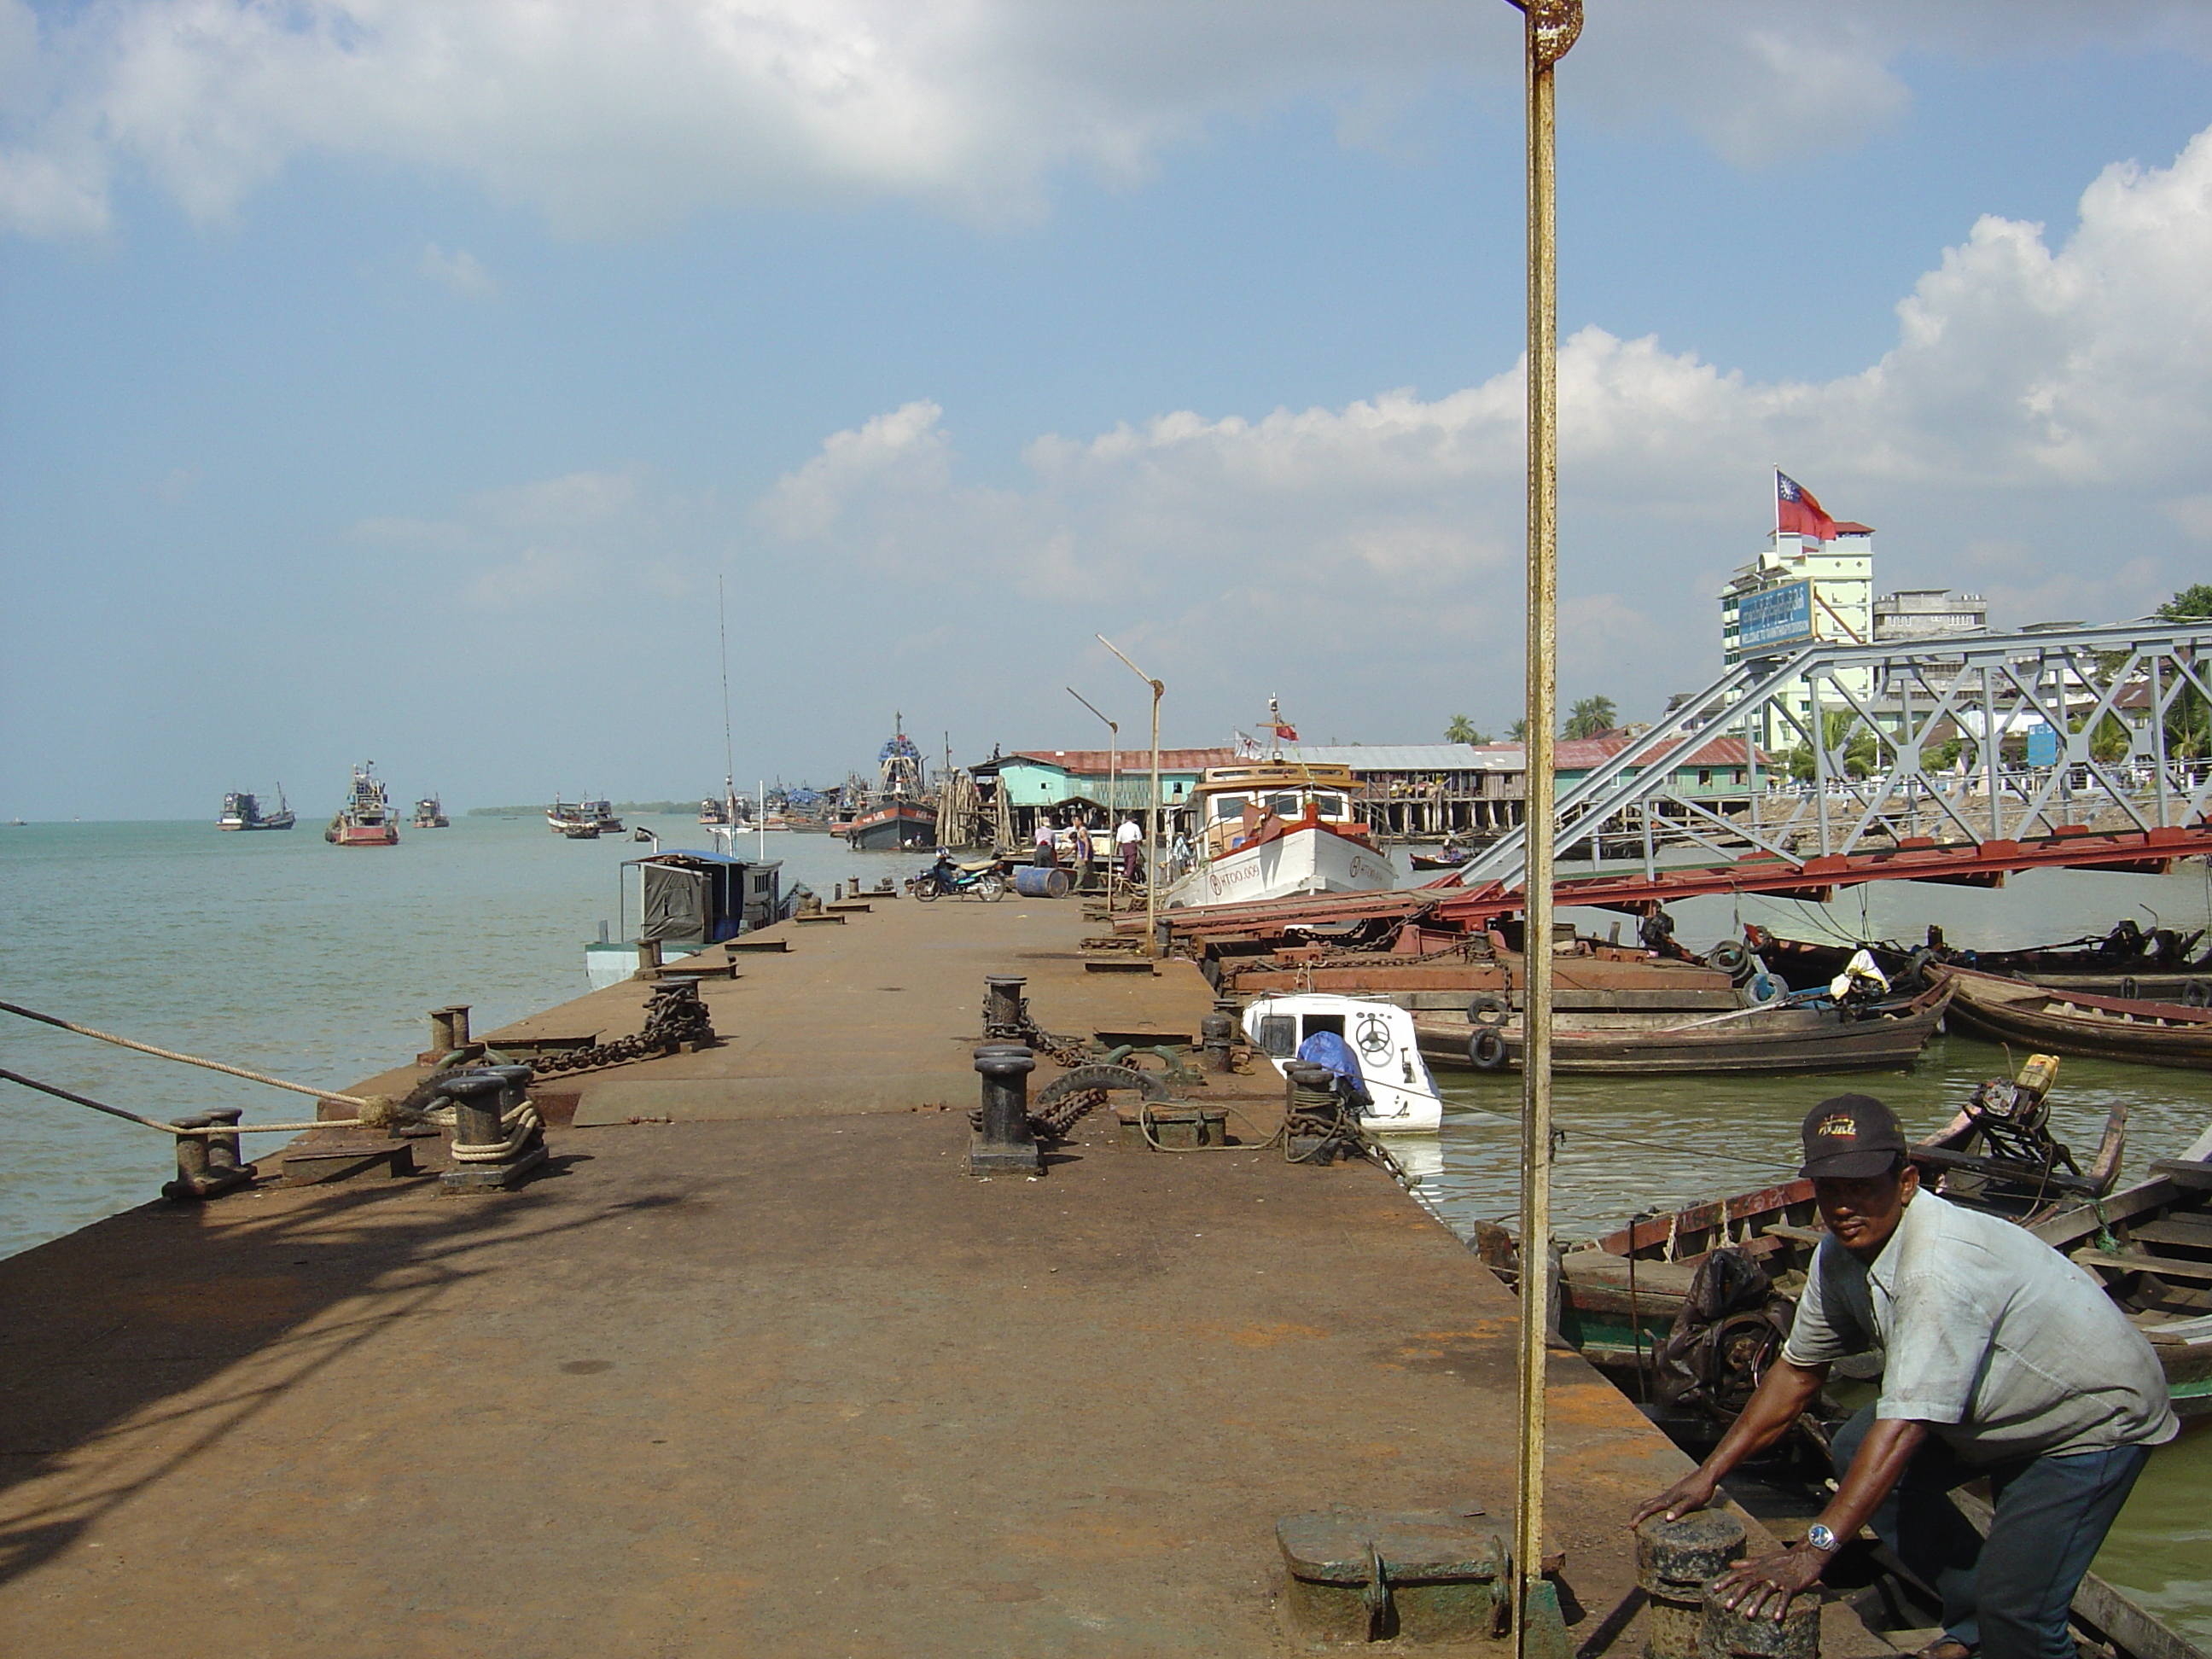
[[1153, 618, 2212, 942]]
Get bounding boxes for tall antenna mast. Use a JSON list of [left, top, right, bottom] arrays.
[[719, 573, 736, 821]]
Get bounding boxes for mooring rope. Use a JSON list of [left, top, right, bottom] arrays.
[[0, 1066, 378, 1136], [0, 998, 372, 1109]]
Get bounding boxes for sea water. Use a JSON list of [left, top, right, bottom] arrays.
[[3, 821, 2207, 1633]]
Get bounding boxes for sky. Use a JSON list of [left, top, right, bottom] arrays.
[[3, 1, 2210, 820]]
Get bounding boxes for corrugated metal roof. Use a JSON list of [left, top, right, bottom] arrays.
[[1006, 748, 1238, 774], [1274, 744, 1522, 771]]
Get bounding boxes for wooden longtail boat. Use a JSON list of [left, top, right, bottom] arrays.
[[1744, 922, 2211, 1002], [1931, 963, 2212, 1071], [1412, 979, 1952, 1075]]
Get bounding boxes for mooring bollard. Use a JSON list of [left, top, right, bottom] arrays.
[[967, 1044, 1042, 1178], [982, 975, 1027, 1042], [161, 1114, 256, 1202], [635, 938, 665, 978], [428, 1004, 472, 1053], [435, 1068, 548, 1194], [1699, 1578, 1819, 1659], [1201, 1008, 1236, 1073], [1635, 1512, 1746, 1659], [1153, 917, 1173, 958], [1284, 1061, 1350, 1164], [202, 1106, 253, 1186]]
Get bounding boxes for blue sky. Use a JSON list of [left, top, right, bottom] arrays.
[[3, 2, 2210, 819]]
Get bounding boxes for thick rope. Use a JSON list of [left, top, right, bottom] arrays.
[[0, 999, 371, 1109], [449, 1103, 544, 1163], [0, 1067, 393, 1137]]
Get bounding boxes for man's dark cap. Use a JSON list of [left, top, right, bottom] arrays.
[[1799, 1093, 1906, 1179]]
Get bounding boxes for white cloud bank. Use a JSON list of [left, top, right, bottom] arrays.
[[3, 0, 2209, 238], [747, 124, 2212, 710]]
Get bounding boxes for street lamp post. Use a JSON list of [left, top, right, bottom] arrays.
[[1096, 635, 1164, 954], [1066, 686, 1121, 894]]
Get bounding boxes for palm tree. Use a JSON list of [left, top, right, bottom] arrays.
[[1445, 714, 1491, 744], [1563, 696, 1618, 740], [1508, 718, 1529, 743], [2159, 585, 2211, 759]]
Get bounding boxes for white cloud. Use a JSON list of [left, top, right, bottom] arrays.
[[3, 1, 2208, 238], [748, 121, 2212, 707], [418, 242, 496, 299]]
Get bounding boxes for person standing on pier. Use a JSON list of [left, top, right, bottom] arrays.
[[1069, 817, 1095, 888], [1033, 816, 1057, 867], [1116, 814, 1141, 883], [1631, 1094, 2174, 1659]]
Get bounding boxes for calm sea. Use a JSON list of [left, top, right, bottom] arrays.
[[3, 821, 2207, 1633]]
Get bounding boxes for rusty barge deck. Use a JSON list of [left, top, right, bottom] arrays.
[[1, 896, 1892, 1657]]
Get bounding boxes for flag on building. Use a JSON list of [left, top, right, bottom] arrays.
[[1776, 471, 1839, 542]]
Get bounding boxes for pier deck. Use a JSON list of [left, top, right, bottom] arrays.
[[1, 899, 1877, 1657]]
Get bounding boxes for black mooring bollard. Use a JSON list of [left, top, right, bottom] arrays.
[[1700, 1578, 1819, 1659], [1201, 1009, 1236, 1073], [983, 975, 1027, 1041], [967, 1044, 1042, 1179], [435, 1068, 546, 1194], [161, 1115, 255, 1202]]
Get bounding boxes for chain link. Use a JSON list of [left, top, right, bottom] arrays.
[[527, 980, 717, 1077]]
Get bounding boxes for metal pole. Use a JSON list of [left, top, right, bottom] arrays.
[[1067, 686, 1121, 878], [1097, 635, 1166, 955], [1510, 3, 1578, 1652]]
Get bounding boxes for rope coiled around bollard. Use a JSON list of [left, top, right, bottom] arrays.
[[446, 1102, 546, 1164]]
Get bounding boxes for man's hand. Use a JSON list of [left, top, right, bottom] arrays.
[[1629, 1468, 1717, 1528], [1710, 1545, 1825, 1622]]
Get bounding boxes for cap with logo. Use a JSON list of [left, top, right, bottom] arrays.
[[1798, 1093, 1907, 1179]]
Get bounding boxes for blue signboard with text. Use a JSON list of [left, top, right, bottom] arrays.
[[1737, 579, 1816, 654]]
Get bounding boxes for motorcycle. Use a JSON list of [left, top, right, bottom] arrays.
[[911, 851, 1008, 903]]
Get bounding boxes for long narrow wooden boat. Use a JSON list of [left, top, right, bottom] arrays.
[[1412, 979, 1951, 1075], [1746, 923, 2211, 1001], [1932, 963, 2212, 1070]]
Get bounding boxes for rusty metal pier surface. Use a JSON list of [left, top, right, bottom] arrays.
[[0, 899, 1848, 1657]]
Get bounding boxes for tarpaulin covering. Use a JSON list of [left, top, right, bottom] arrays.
[[642, 864, 708, 942]]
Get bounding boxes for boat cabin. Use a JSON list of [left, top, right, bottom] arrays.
[[1190, 763, 1367, 860], [627, 851, 782, 948]]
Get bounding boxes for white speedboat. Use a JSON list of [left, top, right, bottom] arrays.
[[1241, 992, 1443, 1133]]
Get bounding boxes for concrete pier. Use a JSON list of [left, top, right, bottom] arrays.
[[0, 898, 1883, 1656]]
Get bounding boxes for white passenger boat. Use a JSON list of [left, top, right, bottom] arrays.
[[1241, 992, 1443, 1133], [1161, 759, 1394, 910]]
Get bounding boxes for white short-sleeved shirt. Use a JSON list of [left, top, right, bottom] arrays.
[[1782, 1191, 2176, 1463], [1115, 822, 1141, 845]]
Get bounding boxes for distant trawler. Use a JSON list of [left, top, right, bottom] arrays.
[[549, 796, 622, 839], [218, 788, 295, 831], [843, 719, 936, 851], [325, 765, 399, 847], [411, 795, 450, 829]]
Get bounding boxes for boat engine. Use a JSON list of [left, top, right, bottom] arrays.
[[1652, 1249, 1794, 1423]]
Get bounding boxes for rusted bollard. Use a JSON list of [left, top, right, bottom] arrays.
[[1201, 1008, 1237, 1073], [1699, 1580, 1818, 1659], [983, 975, 1027, 1041], [967, 1044, 1041, 1179], [161, 1115, 255, 1202], [1636, 1512, 1746, 1659], [202, 1106, 254, 1187], [635, 939, 665, 979], [428, 1004, 473, 1054]]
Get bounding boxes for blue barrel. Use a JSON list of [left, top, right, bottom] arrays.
[[1010, 867, 1072, 899]]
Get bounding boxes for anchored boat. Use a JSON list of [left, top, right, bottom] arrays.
[[218, 787, 295, 831], [410, 795, 449, 829], [324, 765, 399, 847], [846, 720, 936, 852], [1241, 992, 1443, 1133], [1931, 963, 2212, 1070]]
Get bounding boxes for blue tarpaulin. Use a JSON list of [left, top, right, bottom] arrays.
[[1295, 1031, 1371, 1104]]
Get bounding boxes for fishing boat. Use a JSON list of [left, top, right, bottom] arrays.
[[218, 788, 295, 831], [846, 722, 937, 852], [548, 796, 588, 835], [1412, 977, 1952, 1075], [1240, 993, 1444, 1133], [1930, 963, 2212, 1070], [324, 765, 399, 847], [410, 795, 449, 829], [585, 799, 624, 835], [1161, 742, 1394, 912], [1744, 920, 2211, 1001]]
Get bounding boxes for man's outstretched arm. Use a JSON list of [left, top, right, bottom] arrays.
[[1630, 1358, 1829, 1527]]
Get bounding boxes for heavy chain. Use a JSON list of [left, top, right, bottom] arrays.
[[967, 1086, 1109, 1144], [528, 980, 717, 1077], [980, 989, 1091, 1070]]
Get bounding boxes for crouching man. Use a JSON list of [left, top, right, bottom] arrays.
[[1631, 1094, 2174, 1659]]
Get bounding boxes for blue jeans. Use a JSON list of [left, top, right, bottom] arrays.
[[1831, 1406, 2151, 1659]]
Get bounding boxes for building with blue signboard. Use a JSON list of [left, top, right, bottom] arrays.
[[1720, 524, 1877, 750]]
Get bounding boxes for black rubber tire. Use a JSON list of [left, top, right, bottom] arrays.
[[1468, 993, 1511, 1027], [911, 876, 940, 902], [1709, 940, 1752, 981], [2185, 979, 2211, 1009], [1468, 1028, 1511, 1071], [977, 874, 1006, 902]]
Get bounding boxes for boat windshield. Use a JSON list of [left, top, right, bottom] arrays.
[[1210, 795, 1249, 822], [1313, 792, 1348, 818]]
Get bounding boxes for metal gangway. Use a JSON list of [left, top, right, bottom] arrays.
[[1448, 616, 2212, 902]]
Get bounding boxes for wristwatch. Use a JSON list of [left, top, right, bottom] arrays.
[[1803, 1523, 1840, 1554]]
